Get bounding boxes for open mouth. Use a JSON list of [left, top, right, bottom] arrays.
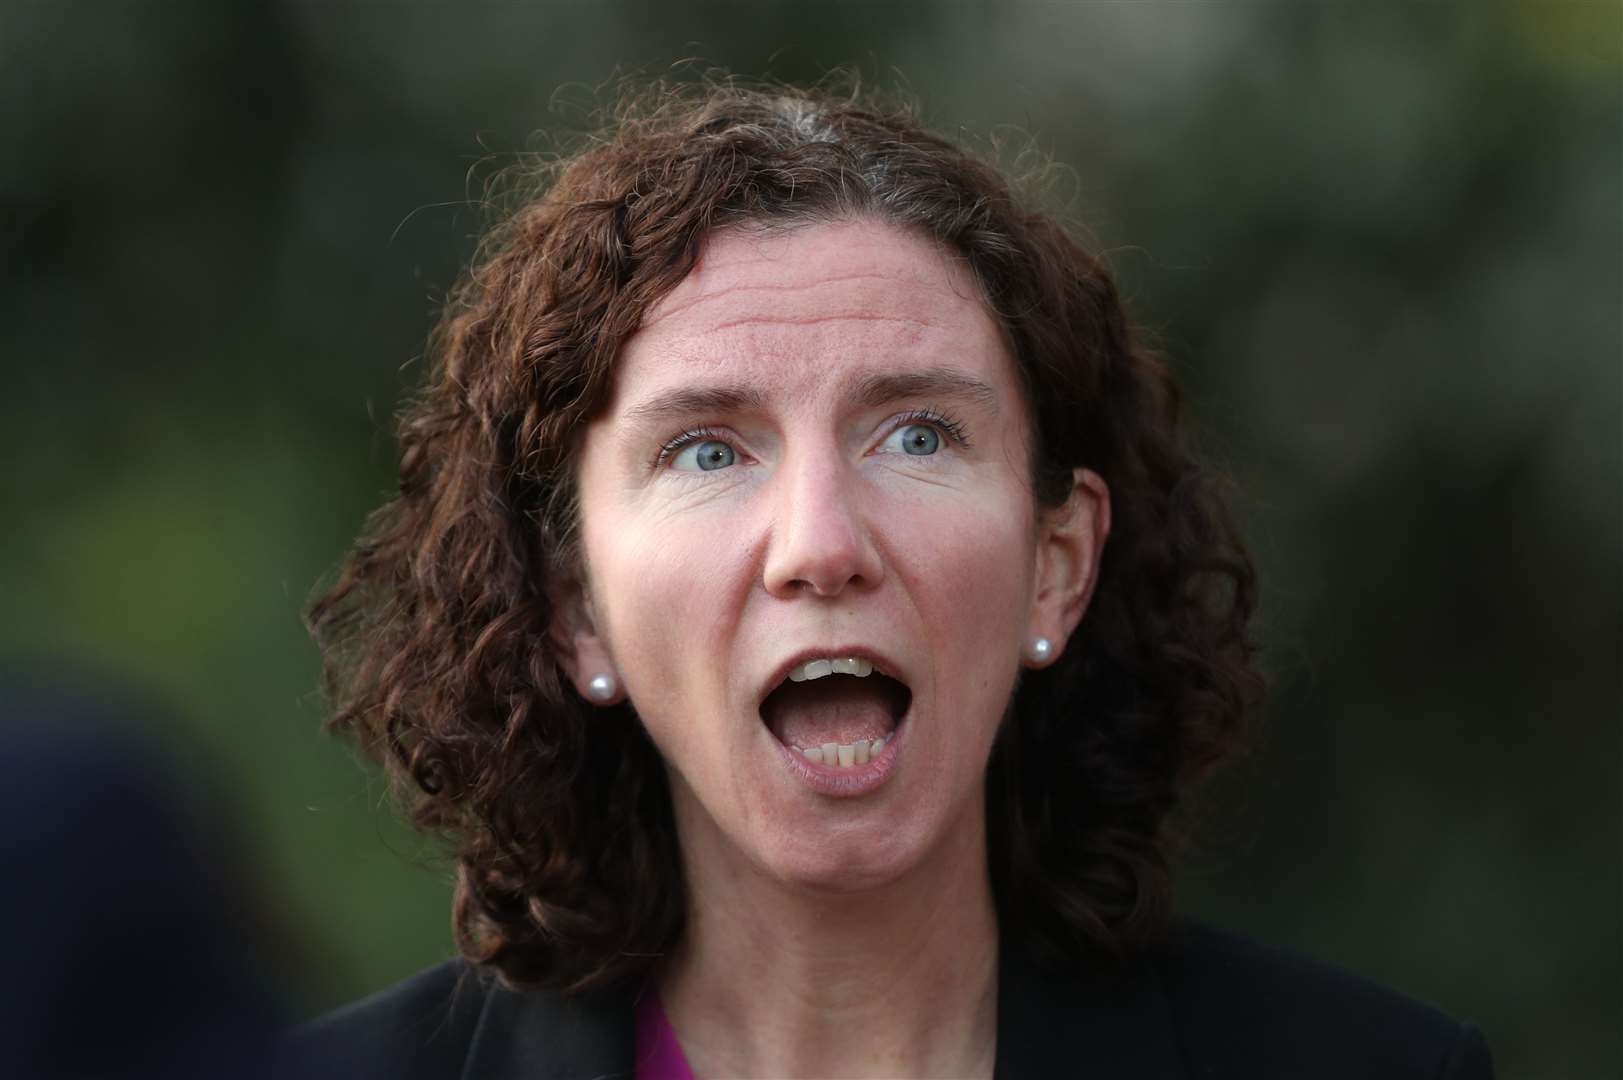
[[760, 656, 912, 769]]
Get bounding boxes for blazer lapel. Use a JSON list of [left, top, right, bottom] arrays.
[[995, 944, 1187, 1079], [455, 944, 1184, 1079], [460, 978, 635, 1080]]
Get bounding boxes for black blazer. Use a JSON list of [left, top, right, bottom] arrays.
[[293, 921, 1493, 1078]]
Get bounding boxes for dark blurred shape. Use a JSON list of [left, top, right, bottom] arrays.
[[0, 661, 304, 1079]]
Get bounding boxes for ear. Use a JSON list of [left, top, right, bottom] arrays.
[[1025, 467, 1111, 668], [549, 578, 625, 705]]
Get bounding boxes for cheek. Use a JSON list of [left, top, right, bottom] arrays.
[[585, 507, 752, 725], [883, 487, 1036, 646]]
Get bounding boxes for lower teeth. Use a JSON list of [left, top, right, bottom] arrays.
[[798, 738, 885, 767]]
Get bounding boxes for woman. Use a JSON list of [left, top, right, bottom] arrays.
[[300, 80, 1493, 1078]]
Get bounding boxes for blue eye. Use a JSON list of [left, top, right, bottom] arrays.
[[672, 439, 736, 471], [888, 423, 941, 456]]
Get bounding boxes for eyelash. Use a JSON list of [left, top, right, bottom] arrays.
[[653, 409, 970, 469], [655, 426, 729, 468], [894, 407, 971, 448]]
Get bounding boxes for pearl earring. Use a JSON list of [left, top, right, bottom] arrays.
[[1028, 637, 1053, 664], [586, 673, 617, 703]]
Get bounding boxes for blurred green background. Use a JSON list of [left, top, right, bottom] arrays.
[[4, 3, 1618, 1076]]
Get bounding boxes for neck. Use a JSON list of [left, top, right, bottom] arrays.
[[659, 795, 1000, 1080]]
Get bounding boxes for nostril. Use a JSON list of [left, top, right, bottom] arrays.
[[790, 567, 872, 597], [771, 528, 882, 596]]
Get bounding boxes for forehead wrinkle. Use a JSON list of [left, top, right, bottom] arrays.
[[706, 312, 935, 334], [646, 272, 925, 325]]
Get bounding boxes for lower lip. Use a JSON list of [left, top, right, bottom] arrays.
[[771, 713, 908, 797]]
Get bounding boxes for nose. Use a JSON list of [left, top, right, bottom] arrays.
[[762, 450, 884, 599]]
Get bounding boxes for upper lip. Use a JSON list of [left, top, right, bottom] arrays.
[[757, 644, 911, 708]]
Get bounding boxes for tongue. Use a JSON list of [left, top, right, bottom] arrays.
[[762, 677, 898, 749]]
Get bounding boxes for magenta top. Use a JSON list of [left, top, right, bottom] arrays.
[[635, 993, 696, 1080]]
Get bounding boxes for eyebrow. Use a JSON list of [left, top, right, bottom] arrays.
[[852, 367, 999, 411], [620, 365, 999, 430], [622, 385, 770, 429]]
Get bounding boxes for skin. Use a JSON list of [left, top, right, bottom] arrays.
[[562, 219, 1109, 1078]]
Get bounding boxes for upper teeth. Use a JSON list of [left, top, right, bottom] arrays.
[[788, 656, 874, 682]]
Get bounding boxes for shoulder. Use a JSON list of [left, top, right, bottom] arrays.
[[286, 958, 637, 1080], [287, 960, 489, 1080], [1152, 921, 1493, 1079]]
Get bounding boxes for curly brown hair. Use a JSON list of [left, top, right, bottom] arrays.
[[307, 77, 1263, 995]]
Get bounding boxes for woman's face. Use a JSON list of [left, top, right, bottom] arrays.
[[568, 219, 1105, 892]]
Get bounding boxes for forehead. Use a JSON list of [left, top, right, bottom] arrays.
[[611, 220, 1014, 402]]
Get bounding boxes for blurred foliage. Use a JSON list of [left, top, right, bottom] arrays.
[[3, 3, 1617, 1076]]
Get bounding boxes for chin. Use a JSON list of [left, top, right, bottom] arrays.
[[772, 856, 909, 895], [757, 822, 930, 895]]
